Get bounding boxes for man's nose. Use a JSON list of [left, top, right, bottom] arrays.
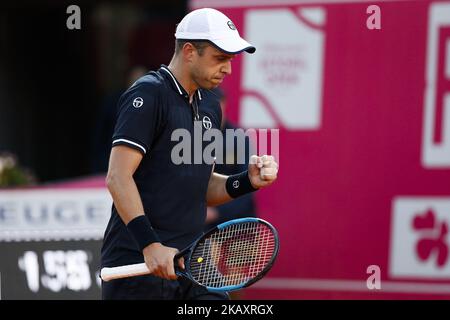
[[222, 61, 232, 75]]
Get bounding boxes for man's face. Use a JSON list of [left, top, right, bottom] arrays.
[[190, 45, 235, 90]]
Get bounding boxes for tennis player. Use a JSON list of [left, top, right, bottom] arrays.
[[101, 8, 279, 300]]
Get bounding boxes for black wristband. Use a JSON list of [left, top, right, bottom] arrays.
[[226, 170, 258, 199], [126, 215, 161, 252]]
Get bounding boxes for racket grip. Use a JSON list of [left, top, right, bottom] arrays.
[[100, 263, 150, 282], [101, 249, 189, 281]]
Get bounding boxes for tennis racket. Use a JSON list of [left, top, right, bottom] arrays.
[[100, 217, 279, 292]]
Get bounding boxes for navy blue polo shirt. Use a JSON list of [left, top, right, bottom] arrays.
[[101, 65, 222, 268]]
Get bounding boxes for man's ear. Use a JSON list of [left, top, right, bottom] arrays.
[[182, 42, 196, 63]]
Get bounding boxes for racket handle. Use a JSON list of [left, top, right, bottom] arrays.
[[101, 247, 190, 281], [100, 263, 150, 282]]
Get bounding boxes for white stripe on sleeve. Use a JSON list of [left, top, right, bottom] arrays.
[[112, 139, 146, 154]]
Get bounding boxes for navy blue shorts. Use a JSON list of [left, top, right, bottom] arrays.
[[102, 275, 229, 300]]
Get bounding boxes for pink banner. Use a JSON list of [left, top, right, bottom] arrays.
[[191, 0, 450, 299]]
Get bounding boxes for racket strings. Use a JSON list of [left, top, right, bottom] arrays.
[[219, 223, 274, 287], [189, 222, 276, 288]]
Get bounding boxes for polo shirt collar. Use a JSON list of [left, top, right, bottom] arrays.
[[159, 65, 202, 101]]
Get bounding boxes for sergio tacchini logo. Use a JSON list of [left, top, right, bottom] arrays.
[[133, 97, 144, 108], [202, 116, 212, 130]]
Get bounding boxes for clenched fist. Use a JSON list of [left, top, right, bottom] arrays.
[[248, 155, 278, 189]]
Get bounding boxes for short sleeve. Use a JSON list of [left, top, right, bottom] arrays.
[[112, 82, 163, 155]]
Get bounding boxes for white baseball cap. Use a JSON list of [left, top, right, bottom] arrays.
[[175, 8, 256, 54]]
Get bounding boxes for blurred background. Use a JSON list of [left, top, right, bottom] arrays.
[[1, 0, 450, 299]]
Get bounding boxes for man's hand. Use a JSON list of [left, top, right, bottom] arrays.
[[248, 155, 279, 189], [142, 242, 185, 280]]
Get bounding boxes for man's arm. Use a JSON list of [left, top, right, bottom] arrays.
[[206, 155, 279, 206], [106, 145, 183, 280], [206, 173, 232, 207], [106, 146, 145, 223]]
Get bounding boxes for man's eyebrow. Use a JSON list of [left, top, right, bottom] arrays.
[[214, 54, 234, 59]]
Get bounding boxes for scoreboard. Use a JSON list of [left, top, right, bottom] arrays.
[[0, 187, 111, 299], [0, 241, 102, 299]]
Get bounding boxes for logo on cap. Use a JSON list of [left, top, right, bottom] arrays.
[[227, 20, 236, 30]]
